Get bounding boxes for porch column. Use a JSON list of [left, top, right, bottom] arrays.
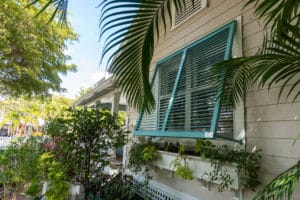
[[110, 91, 121, 159]]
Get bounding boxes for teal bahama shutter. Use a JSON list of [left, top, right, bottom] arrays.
[[135, 20, 236, 139]]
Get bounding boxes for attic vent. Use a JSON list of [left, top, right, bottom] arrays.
[[146, 185, 178, 200], [174, 0, 207, 26]]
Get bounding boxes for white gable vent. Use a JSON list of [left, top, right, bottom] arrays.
[[174, 0, 207, 27]]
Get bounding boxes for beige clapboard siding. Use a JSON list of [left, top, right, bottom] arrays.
[[247, 73, 300, 92], [246, 138, 300, 158], [246, 86, 300, 107], [246, 102, 300, 122], [247, 121, 300, 139], [243, 30, 264, 51], [243, 46, 260, 56], [243, 19, 264, 38], [259, 154, 299, 175]]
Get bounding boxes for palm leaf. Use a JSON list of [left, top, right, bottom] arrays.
[[99, 0, 193, 113], [28, 0, 69, 23], [245, 0, 300, 37], [212, 23, 300, 107], [253, 161, 300, 200]]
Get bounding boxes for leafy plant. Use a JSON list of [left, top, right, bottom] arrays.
[[194, 140, 261, 191], [163, 141, 180, 153], [88, 173, 139, 200], [170, 145, 193, 180], [0, 0, 77, 98], [205, 160, 234, 191], [0, 136, 45, 199], [128, 138, 161, 173], [38, 153, 70, 200], [253, 161, 300, 200], [45, 108, 128, 200]]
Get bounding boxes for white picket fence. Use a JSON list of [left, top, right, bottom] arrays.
[[0, 136, 15, 149]]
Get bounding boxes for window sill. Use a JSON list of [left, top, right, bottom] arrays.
[[154, 150, 239, 190]]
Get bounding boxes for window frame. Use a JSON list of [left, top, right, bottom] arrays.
[[134, 20, 237, 139]]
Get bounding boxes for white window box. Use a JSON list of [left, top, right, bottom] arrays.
[[154, 151, 239, 190]]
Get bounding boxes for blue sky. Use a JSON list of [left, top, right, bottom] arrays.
[[60, 0, 109, 98]]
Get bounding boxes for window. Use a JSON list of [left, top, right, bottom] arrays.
[[135, 21, 236, 139]]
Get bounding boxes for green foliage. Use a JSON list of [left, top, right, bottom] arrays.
[[118, 111, 127, 126], [0, 136, 44, 198], [45, 108, 128, 198], [206, 160, 234, 191], [170, 146, 193, 181], [76, 87, 92, 98], [194, 140, 261, 191], [88, 173, 139, 200], [245, 0, 300, 37], [0, 0, 77, 98], [163, 141, 180, 153], [39, 153, 70, 200], [253, 161, 300, 200], [0, 96, 73, 131], [128, 138, 161, 173]]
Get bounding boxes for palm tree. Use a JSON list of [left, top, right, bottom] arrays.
[[31, 0, 300, 199]]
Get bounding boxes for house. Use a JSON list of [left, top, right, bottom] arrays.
[[80, 0, 300, 199], [122, 0, 300, 200]]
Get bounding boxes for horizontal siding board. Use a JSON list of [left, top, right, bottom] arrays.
[[246, 138, 300, 158], [247, 121, 300, 139], [246, 86, 300, 107], [243, 46, 259, 56], [242, 30, 264, 51], [247, 73, 300, 92], [246, 102, 300, 122], [259, 154, 299, 175], [243, 20, 264, 38]]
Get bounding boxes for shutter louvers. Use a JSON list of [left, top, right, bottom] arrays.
[[137, 70, 159, 131], [135, 20, 236, 138]]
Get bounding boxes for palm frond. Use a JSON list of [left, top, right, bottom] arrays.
[[212, 57, 254, 108], [213, 23, 300, 107], [245, 0, 300, 36], [253, 161, 300, 200], [99, 0, 192, 113], [28, 0, 68, 23]]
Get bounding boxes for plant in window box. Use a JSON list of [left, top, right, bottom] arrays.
[[128, 137, 161, 174], [162, 141, 180, 153], [170, 145, 193, 180], [194, 139, 261, 191]]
